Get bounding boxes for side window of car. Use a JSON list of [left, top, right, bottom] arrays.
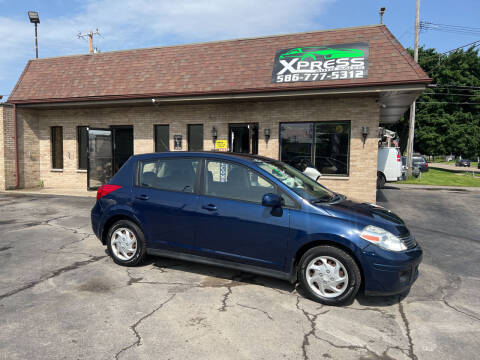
[[138, 158, 199, 193], [205, 160, 275, 204], [280, 192, 298, 209]]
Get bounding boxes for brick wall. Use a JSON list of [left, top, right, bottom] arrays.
[[0, 104, 4, 190], [0, 104, 18, 190], [14, 95, 380, 202]]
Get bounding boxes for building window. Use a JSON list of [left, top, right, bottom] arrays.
[[154, 125, 169, 152], [188, 124, 203, 151], [77, 126, 88, 170], [51, 126, 63, 169], [280, 122, 350, 176]]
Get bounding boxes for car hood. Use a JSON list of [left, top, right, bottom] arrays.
[[318, 198, 409, 236]]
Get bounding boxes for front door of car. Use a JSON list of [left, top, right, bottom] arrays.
[[195, 159, 290, 271], [133, 157, 201, 251]]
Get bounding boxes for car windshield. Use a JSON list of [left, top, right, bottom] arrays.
[[254, 159, 336, 203]]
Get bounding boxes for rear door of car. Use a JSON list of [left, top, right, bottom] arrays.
[[194, 157, 291, 271], [132, 156, 201, 251]]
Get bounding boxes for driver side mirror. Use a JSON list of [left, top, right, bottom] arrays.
[[262, 193, 282, 208]]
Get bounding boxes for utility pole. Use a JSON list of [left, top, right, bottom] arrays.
[[77, 29, 101, 54], [406, 0, 420, 176]]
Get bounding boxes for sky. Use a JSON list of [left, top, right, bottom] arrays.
[[1, 0, 479, 98]]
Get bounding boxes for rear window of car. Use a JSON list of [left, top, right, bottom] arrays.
[[137, 158, 200, 193]]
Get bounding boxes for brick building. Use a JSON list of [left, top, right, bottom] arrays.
[[1, 25, 430, 203]]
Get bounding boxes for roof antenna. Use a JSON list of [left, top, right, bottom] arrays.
[[77, 28, 101, 54]]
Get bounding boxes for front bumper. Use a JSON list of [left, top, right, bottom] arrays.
[[360, 243, 423, 296]]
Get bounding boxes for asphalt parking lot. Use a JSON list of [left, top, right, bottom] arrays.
[[0, 188, 479, 360]]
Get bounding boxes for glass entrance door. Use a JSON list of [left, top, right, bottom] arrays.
[[229, 123, 258, 154], [112, 126, 133, 173], [87, 128, 113, 190]]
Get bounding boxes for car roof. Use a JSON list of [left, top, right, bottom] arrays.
[[131, 151, 278, 164]]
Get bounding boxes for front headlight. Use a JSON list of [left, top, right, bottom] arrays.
[[360, 225, 407, 252]]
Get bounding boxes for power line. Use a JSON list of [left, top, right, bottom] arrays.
[[420, 21, 480, 35], [441, 40, 480, 54], [428, 84, 480, 90], [423, 92, 480, 97], [417, 101, 480, 105]]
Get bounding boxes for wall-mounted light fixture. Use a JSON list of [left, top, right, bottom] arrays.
[[264, 128, 271, 142], [362, 126, 369, 148], [211, 127, 218, 141]]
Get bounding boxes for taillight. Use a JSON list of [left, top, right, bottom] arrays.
[[425, 163, 428, 167], [96, 184, 122, 200], [397, 154, 401, 162]]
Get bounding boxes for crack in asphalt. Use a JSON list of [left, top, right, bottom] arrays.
[[0, 246, 13, 253], [295, 297, 329, 360], [438, 274, 480, 322], [114, 294, 176, 360], [296, 297, 409, 360], [407, 273, 480, 322], [217, 273, 257, 312], [236, 303, 273, 320], [315, 334, 403, 360], [218, 285, 233, 312], [398, 299, 418, 360], [343, 306, 395, 318], [0, 255, 107, 302]]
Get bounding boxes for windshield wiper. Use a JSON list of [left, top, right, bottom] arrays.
[[311, 193, 342, 204], [328, 193, 344, 203], [311, 196, 331, 204]]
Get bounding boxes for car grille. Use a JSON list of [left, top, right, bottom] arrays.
[[399, 234, 417, 249]]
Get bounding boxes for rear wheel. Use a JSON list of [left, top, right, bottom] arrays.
[[298, 246, 361, 306], [377, 172, 386, 189], [107, 220, 147, 266]]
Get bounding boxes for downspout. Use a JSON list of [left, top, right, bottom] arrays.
[[13, 104, 19, 188]]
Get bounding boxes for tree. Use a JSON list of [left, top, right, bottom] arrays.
[[387, 46, 480, 158]]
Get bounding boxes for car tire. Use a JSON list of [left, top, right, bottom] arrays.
[[377, 172, 386, 189], [107, 220, 147, 267], [298, 245, 361, 306]]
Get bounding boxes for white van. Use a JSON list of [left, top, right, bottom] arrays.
[[377, 147, 402, 188]]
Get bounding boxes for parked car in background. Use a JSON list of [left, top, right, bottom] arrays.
[[456, 159, 471, 167], [401, 156, 408, 180], [91, 152, 422, 306], [377, 147, 402, 188], [412, 156, 429, 172]]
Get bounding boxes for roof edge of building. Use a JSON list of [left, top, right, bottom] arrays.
[[23, 24, 386, 62], [8, 79, 430, 106]]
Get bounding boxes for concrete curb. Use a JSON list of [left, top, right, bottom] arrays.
[[0, 189, 96, 198], [385, 184, 480, 192]]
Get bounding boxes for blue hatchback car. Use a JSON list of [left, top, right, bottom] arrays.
[[91, 152, 422, 305]]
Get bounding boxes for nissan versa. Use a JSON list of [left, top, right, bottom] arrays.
[[91, 152, 422, 305]]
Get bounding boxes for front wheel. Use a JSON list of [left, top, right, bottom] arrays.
[[107, 220, 147, 266], [298, 246, 361, 306]]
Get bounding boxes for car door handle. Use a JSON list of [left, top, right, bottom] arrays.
[[201, 204, 217, 211], [136, 194, 149, 201]]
